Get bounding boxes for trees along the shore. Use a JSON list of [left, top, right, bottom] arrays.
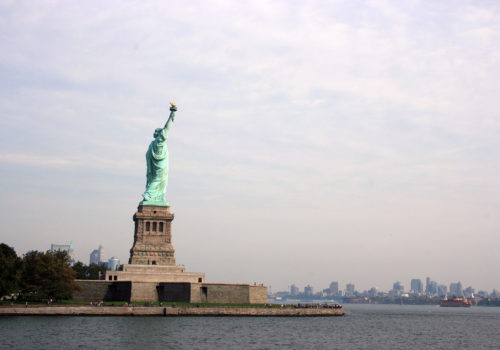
[[21, 250, 80, 301], [1, 244, 82, 301], [87, 263, 107, 279], [0, 243, 22, 298], [72, 261, 107, 280], [72, 261, 88, 279]]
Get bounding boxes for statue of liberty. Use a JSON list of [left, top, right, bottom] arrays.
[[141, 103, 177, 206]]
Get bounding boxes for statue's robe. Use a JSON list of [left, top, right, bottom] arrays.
[[143, 129, 168, 203]]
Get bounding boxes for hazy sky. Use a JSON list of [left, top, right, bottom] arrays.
[[1, 0, 499, 293]]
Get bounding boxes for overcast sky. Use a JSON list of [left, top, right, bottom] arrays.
[[1, 0, 499, 293]]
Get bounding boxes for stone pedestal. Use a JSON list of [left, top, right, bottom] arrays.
[[129, 205, 176, 266], [100, 203, 269, 303], [105, 204, 205, 291]]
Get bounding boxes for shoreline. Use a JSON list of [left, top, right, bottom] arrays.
[[0, 305, 344, 317]]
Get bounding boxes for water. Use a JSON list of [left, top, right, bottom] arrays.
[[1, 304, 499, 349]]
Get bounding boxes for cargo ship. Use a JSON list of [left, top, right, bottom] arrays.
[[439, 297, 472, 307]]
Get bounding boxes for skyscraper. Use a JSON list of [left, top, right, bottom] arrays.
[[89, 245, 104, 265], [329, 281, 339, 296], [107, 257, 120, 271], [50, 242, 75, 265], [449, 282, 463, 297], [463, 286, 474, 298], [368, 287, 378, 297], [345, 283, 355, 297], [391, 281, 404, 296], [425, 277, 437, 296], [437, 284, 447, 297], [304, 285, 314, 297], [410, 279, 423, 294]]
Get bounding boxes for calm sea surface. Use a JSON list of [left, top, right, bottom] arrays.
[[1, 304, 499, 349]]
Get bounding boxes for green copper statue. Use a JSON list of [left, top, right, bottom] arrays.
[[140, 103, 177, 206]]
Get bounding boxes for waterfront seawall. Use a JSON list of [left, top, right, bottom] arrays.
[[0, 306, 344, 317]]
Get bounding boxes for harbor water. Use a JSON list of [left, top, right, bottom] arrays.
[[1, 304, 499, 349]]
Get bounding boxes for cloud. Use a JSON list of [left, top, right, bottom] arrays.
[[0, 0, 499, 291], [0, 152, 140, 170], [0, 153, 76, 167]]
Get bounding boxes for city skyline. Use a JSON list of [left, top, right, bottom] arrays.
[[1, 1, 499, 293], [8, 240, 498, 293], [274, 278, 498, 298]]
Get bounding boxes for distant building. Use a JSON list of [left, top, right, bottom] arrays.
[[345, 283, 355, 297], [329, 281, 339, 296], [410, 279, 423, 294], [437, 284, 447, 297], [275, 291, 289, 298], [463, 286, 474, 298], [89, 245, 104, 265], [107, 257, 120, 271], [425, 277, 437, 297], [476, 290, 489, 298], [290, 284, 299, 296], [394, 281, 404, 292], [304, 285, 314, 297], [50, 242, 75, 265], [389, 281, 404, 296], [449, 282, 463, 297], [368, 287, 378, 297]]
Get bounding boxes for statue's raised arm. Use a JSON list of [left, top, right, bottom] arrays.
[[162, 102, 177, 136], [141, 102, 178, 206]]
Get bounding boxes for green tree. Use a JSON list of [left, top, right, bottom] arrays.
[[87, 263, 107, 280], [72, 261, 107, 280], [21, 250, 80, 301], [0, 243, 22, 298], [72, 261, 88, 279]]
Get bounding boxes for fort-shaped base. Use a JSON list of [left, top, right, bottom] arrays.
[[105, 264, 205, 284], [101, 202, 269, 303]]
